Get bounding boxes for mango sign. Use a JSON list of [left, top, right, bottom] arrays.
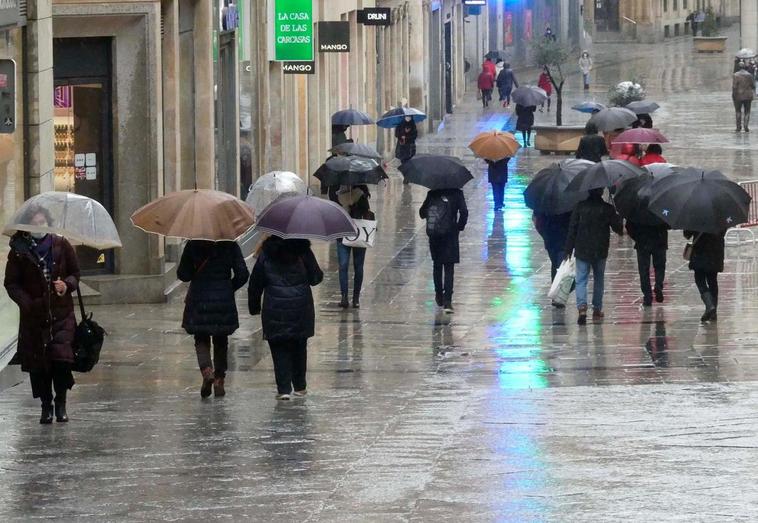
[[274, 0, 313, 61]]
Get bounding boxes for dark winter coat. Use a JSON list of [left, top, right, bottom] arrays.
[[486, 158, 509, 185], [626, 221, 669, 252], [395, 121, 418, 162], [478, 71, 495, 90], [419, 189, 469, 264], [515, 104, 536, 131], [534, 212, 572, 253], [178, 240, 249, 336], [496, 68, 518, 92], [575, 134, 608, 162], [4, 234, 80, 373], [248, 237, 324, 342], [685, 230, 725, 273], [732, 70, 755, 102], [565, 194, 623, 262]]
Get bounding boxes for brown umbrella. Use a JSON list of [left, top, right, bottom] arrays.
[[131, 189, 254, 241], [468, 130, 520, 161]]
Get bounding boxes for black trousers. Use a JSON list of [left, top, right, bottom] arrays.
[[694, 271, 719, 304], [268, 338, 308, 394], [433, 262, 455, 301], [637, 248, 666, 298], [30, 362, 74, 404], [194, 334, 229, 378]]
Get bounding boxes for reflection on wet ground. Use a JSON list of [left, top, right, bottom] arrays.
[[1, 31, 758, 520]]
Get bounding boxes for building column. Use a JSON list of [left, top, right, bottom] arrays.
[[742, 0, 758, 53], [193, 0, 214, 189], [408, 0, 424, 109], [161, 0, 180, 194], [25, 0, 54, 195]]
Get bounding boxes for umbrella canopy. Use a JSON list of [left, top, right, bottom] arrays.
[[736, 48, 756, 59], [398, 154, 474, 190], [523, 161, 593, 215], [613, 174, 666, 226], [131, 189, 254, 241], [566, 160, 645, 192], [331, 108, 374, 126], [647, 168, 751, 233], [612, 128, 669, 145], [572, 101, 606, 114], [510, 85, 548, 107], [3, 191, 122, 249], [245, 171, 306, 217], [485, 50, 506, 61], [468, 130, 520, 160], [376, 107, 427, 129], [643, 162, 678, 177], [255, 195, 357, 241], [314, 156, 388, 186], [625, 100, 661, 114], [589, 107, 638, 132], [330, 142, 382, 159]]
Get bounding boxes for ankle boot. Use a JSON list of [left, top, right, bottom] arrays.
[[352, 291, 360, 309], [200, 367, 214, 398], [40, 402, 54, 424], [744, 113, 750, 132], [55, 401, 68, 423], [339, 293, 349, 308], [700, 292, 716, 322], [736, 112, 742, 132], [214, 377, 226, 397]]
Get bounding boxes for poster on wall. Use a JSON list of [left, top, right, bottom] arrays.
[[524, 10, 533, 41], [504, 12, 513, 46]]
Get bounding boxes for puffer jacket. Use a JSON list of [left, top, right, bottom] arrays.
[[178, 240, 249, 336], [248, 237, 323, 341], [732, 70, 755, 102]]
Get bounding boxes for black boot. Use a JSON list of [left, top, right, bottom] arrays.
[[435, 292, 443, 307], [339, 293, 349, 309], [352, 291, 360, 309], [40, 402, 54, 424], [700, 292, 716, 322], [55, 400, 68, 423]]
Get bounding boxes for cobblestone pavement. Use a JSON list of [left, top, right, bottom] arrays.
[[2, 31, 758, 521]]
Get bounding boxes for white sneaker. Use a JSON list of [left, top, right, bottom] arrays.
[[276, 393, 291, 401], [293, 390, 307, 397]]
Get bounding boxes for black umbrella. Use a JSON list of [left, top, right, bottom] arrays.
[[331, 108, 374, 126], [589, 107, 638, 132], [613, 174, 665, 225], [647, 168, 751, 233], [510, 85, 548, 107], [314, 156, 388, 187], [255, 195, 358, 241], [485, 50, 506, 61], [625, 100, 660, 114], [566, 160, 645, 192], [398, 154, 473, 190], [330, 142, 382, 159], [523, 161, 592, 215]]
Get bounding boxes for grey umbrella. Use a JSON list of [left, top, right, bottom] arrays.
[[331, 109, 374, 126], [254, 195, 358, 241], [736, 48, 756, 59], [330, 142, 383, 159], [566, 160, 645, 192], [510, 85, 548, 107], [625, 100, 660, 114], [589, 107, 638, 132]]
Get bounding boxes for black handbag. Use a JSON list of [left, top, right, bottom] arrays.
[[73, 290, 105, 373]]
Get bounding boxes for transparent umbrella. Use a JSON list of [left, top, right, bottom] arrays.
[[3, 191, 122, 249], [245, 171, 307, 217]]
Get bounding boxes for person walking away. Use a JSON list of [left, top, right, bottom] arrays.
[[420, 188, 468, 312], [533, 211, 573, 308], [486, 157, 509, 212], [640, 144, 666, 165], [178, 240, 249, 398], [732, 62, 755, 132], [336, 185, 374, 308], [395, 116, 418, 165], [248, 237, 323, 400], [544, 23, 557, 41], [626, 220, 668, 306], [564, 188, 623, 325], [331, 124, 350, 147], [482, 56, 496, 79], [494, 58, 504, 79], [538, 67, 552, 112], [496, 63, 519, 107], [579, 51, 593, 90], [684, 230, 725, 322], [686, 11, 697, 36], [4, 207, 80, 424], [575, 122, 608, 162], [478, 67, 495, 108], [516, 104, 537, 146], [632, 113, 654, 129], [612, 143, 641, 166]]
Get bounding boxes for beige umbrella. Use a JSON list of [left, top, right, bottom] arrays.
[[468, 130, 520, 160], [131, 189, 254, 241]]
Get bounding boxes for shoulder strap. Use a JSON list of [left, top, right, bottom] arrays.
[[77, 287, 87, 320]]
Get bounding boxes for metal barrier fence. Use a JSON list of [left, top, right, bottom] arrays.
[[725, 180, 758, 245]]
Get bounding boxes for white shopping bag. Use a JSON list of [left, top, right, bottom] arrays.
[[342, 219, 377, 249], [548, 256, 575, 305]]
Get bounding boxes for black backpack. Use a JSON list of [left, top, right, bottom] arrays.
[[425, 194, 455, 237]]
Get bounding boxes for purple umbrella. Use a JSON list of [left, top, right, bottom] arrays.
[[254, 195, 358, 241]]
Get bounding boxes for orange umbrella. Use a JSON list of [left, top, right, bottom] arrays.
[[468, 130, 520, 161], [131, 189, 254, 241]]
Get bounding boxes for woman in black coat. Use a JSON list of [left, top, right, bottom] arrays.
[[515, 104, 537, 146], [395, 117, 418, 165], [248, 237, 323, 400], [485, 157, 509, 212], [178, 240, 249, 398], [684, 230, 725, 322], [4, 207, 80, 423], [575, 122, 608, 162], [419, 188, 468, 312]]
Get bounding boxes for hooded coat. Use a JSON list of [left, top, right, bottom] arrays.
[[732, 70, 755, 102], [248, 237, 323, 342], [419, 189, 469, 264], [4, 234, 80, 373], [178, 240, 249, 336], [395, 120, 418, 161]]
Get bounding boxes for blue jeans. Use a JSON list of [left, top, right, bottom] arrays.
[[491, 182, 505, 210], [336, 241, 366, 296], [575, 257, 607, 311]]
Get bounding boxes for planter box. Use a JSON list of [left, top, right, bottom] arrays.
[[694, 36, 727, 53], [533, 125, 585, 154]]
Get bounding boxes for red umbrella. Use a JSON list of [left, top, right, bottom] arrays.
[[612, 128, 669, 145]]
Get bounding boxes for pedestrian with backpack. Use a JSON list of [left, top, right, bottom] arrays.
[[419, 188, 468, 312]]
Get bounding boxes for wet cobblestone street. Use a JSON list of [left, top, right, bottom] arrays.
[[2, 32, 758, 521]]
